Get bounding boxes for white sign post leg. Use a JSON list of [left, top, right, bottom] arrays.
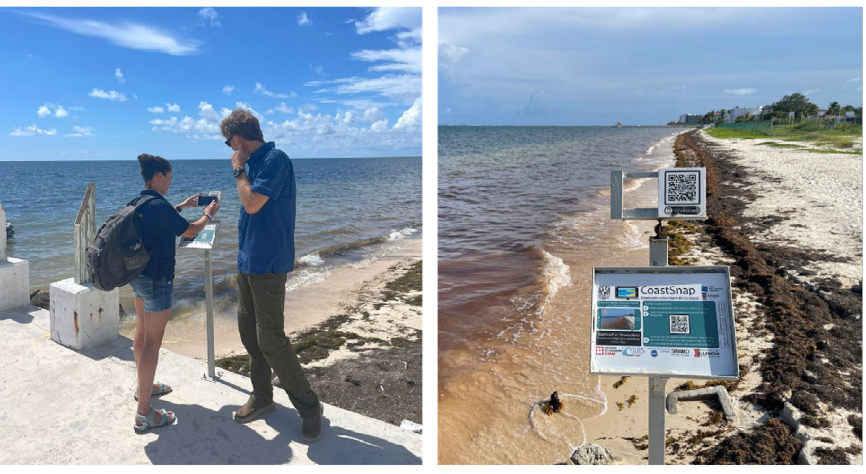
[[648, 226, 668, 465], [648, 376, 669, 465], [204, 249, 216, 381]]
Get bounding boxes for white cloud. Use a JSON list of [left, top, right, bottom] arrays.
[[352, 47, 421, 74], [298, 104, 318, 113], [198, 8, 221, 27], [10, 124, 56, 136], [848, 77, 861, 82], [310, 64, 325, 76], [89, 89, 127, 101], [393, 97, 421, 131], [222, 85, 235, 95], [267, 102, 294, 115], [804, 88, 821, 96], [722, 88, 757, 96], [37, 103, 70, 118], [362, 107, 385, 123], [150, 100, 260, 141], [147, 106, 165, 113], [306, 7, 421, 109], [254, 82, 290, 99], [312, 75, 421, 103], [371, 119, 389, 132], [439, 42, 469, 66], [297, 12, 311, 26], [355, 7, 421, 36], [18, 11, 201, 56], [115, 68, 125, 83], [166, 103, 181, 112], [64, 125, 95, 138]]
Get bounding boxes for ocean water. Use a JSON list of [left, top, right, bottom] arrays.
[[0, 156, 421, 317], [438, 126, 679, 464]]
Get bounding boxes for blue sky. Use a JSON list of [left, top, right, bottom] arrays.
[[0, 7, 421, 160], [439, 7, 863, 126]]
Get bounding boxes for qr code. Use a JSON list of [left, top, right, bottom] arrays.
[[669, 314, 690, 334], [598, 285, 611, 300], [665, 172, 699, 204]]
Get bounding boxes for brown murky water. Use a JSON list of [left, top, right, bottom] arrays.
[[438, 126, 677, 464]]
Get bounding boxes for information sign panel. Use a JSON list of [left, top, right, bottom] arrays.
[[657, 168, 706, 219], [590, 266, 738, 379], [178, 221, 220, 250]]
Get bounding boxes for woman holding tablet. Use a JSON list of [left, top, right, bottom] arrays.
[[131, 153, 220, 433]]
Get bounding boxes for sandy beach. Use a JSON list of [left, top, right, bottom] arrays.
[[146, 238, 422, 360], [577, 129, 862, 464]]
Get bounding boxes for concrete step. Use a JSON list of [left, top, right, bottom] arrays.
[[0, 306, 422, 465]]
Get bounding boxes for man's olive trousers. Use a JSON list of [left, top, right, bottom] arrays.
[[237, 271, 320, 419]]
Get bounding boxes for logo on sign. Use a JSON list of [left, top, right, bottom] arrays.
[[671, 348, 691, 357], [694, 349, 701, 357], [595, 346, 604, 355], [651, 350, 658, 357], [622, 347, 635, 357]]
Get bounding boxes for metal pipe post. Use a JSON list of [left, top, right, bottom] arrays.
[[647, 223, 668, 464], [204, 249, 215, 380]]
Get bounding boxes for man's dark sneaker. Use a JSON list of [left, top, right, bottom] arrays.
[[302, 403, 324, 442], [234, 399, 276, 424]]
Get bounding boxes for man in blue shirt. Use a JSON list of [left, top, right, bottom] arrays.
[[221, 109, 323, 442]]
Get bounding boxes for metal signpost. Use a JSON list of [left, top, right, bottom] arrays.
[[596, 168, 737, 465], [179, 220, 220, 381]]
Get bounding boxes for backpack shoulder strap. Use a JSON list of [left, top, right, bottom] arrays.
[[128, 195, 158, 208]]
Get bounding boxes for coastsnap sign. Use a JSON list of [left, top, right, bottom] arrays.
[[590, 266, 738, 379]]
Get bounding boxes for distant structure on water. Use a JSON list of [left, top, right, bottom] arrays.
[[615, 121, 622, 128]]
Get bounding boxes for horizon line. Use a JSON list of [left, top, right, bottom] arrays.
[[0, 155, 423, 163]]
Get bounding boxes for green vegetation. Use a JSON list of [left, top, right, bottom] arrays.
[[705, 127, 769, 139], [706, 122, 862, 151]]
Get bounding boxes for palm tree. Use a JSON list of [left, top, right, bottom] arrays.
[[828, 101, 841, 116]]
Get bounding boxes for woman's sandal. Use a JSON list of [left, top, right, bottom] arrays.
[[134, 407, 177, 433], [134, 382, 172, 401]]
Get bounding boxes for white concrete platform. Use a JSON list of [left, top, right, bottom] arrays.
[[0, 306, 422, 465]]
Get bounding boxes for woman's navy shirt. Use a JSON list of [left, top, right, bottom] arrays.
[[138, 190, 190, 280]]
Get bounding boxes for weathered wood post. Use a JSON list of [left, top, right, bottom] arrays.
[[73, 183, 96, 285], [50, 184, 120, 350]]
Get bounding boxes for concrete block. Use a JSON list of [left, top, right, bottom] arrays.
[[666, 385, 739, 425], [49, 278, 119, 350], [0, 257, 30, 312]]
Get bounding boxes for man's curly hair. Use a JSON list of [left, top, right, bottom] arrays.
[[220, 108, 264, 142]]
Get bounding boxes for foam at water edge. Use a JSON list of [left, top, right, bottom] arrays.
[[388, 227, 417, 241], [623, 221, 649, 249], [285, 268, 333, 291], [541, 250, 572, 299], [298, 253, 324, 267]]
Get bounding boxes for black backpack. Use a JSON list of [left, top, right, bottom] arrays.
[[86, 195, 156, 291]]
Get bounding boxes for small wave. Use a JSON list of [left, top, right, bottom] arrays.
[[388, 226, 418, 241], [294, 236, 387, 268], [540, 250, 571, 299], [286, 268, 332, 291], [298, 253, 324, 267]]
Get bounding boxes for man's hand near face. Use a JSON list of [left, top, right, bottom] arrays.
[[231, 136, 250, 171]]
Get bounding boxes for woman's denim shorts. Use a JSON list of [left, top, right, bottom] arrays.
[[130, 274, 174, 313]]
